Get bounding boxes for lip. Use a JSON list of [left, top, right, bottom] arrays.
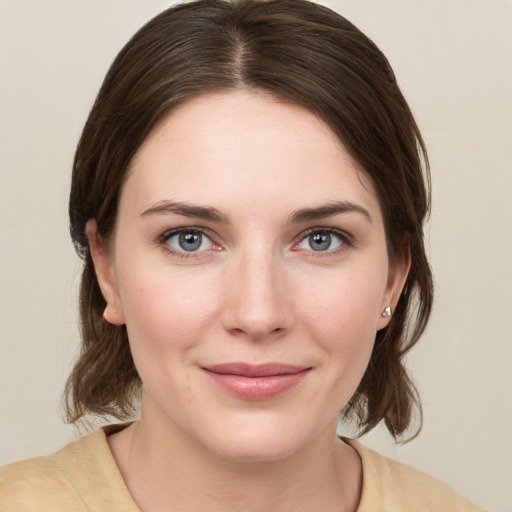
[[201, 363, 311, 400]]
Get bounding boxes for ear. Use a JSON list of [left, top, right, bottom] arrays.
[[377, 237, 411, 330], [86, 219, 125, 326]]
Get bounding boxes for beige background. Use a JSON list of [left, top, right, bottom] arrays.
[[1, 1, 511, 510]]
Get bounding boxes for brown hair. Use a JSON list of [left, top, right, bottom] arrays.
[[67, 0, 433, 441]]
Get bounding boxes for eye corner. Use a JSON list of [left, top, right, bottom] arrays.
[[158, 226, 221, 258], [293, 227, 354, 255]]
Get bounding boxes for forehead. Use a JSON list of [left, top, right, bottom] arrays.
[[122, 90, 380, 219]]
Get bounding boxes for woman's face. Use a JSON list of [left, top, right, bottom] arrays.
[[91, 90, 408, 461]]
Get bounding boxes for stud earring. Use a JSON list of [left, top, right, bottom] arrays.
[[381, 306, 392, 317]]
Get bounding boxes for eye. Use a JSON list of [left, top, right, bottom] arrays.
[[165, 229, 214, 253], [295, 229, 348, 252]]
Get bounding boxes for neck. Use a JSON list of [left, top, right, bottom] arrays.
[[108, 401, 361, 512]]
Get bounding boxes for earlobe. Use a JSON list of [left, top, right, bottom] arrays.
[[377, 239, 411, 330], [85, 220, 125, 326]]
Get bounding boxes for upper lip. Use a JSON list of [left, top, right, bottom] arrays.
[[203, 363, 310, 377]]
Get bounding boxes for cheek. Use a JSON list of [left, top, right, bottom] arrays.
[[296, 267, 386, 387], [299, 266, 387, 340], [117, 262, 220, 365]]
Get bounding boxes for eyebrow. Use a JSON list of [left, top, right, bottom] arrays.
[[141, 201, 230, 223], [141, 200, 371, 225], [288, 201, 372, 224]]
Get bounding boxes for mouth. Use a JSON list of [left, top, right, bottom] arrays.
[[201, 363, 312, 400]]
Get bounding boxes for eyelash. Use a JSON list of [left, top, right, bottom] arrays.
[[157, 226, 354, 258], [293, 227, 354, 255], [157, 227, 220, 259]]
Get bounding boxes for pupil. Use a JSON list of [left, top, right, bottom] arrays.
[[310, 232, 330, 251], [179, 232, 201, 251]]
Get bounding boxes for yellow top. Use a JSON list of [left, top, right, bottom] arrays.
[[0, 425, 487, 511]]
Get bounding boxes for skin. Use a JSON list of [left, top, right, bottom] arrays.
[[88, 90, 410, 512]]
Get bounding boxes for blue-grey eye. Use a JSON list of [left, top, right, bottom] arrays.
[[166, 230, 213, 252], [297, 231, 343, 252]]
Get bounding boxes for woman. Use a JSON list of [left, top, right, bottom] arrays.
[[0, 0, 487, 510]]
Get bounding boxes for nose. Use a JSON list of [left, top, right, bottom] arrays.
[[221, 250, 293, 342]]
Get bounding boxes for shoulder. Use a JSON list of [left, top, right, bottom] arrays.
[[0, 425, 138, 512], [0, 452, 85, 511], [0, 437, 97, 512], [345, 439, 488, 512]]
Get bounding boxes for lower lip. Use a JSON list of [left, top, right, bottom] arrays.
[[203, 369, 310, 400]]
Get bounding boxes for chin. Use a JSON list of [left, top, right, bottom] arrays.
[[199, 414, 322, 463]]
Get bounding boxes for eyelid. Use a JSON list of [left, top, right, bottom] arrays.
[[160, 225, 210, 240], [158, 226, 221, 256], [155, 225, 354, 258], [292, 226, 354, 252]]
